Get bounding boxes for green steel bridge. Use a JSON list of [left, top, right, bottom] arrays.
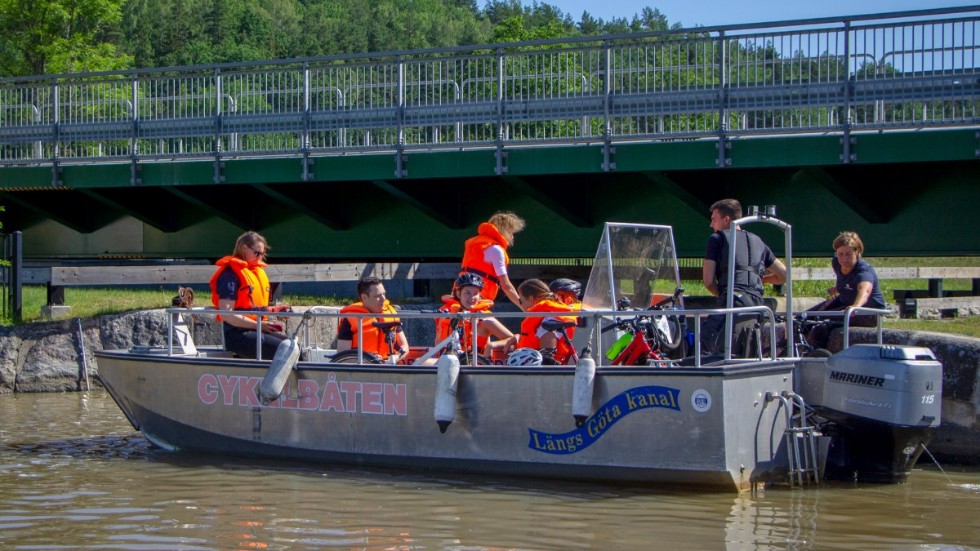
[[1, 6, 978, 262]]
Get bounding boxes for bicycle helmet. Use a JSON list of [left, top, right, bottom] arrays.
[[549, 278, 582, 300], [506, 347, 543, 366], [454, 273, 485, 292]]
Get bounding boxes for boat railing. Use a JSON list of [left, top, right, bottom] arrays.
[[797, 306, 890, 349], [684, 304, 780, 363], [163, 303, 819, 369]]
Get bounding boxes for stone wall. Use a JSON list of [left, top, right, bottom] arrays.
[[0, 306, 432, 393], [1, 310, 977, 465]]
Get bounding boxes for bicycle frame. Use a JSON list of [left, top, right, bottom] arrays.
[[610, 325, 666, 366]]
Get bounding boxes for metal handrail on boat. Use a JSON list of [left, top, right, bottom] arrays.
[[163, 304, 811, 368]]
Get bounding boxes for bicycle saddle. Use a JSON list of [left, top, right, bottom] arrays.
[[541, 318, 576, 331]]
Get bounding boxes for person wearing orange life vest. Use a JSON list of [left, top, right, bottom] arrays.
[[435, 273, 514, 359], [459, 211, 525, 310], [508, 279, 577, 365], [337, 276, 410, 362], [209, 231, 291, 359]]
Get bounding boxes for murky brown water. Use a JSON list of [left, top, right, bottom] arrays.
[[1, 392, 977, 550]]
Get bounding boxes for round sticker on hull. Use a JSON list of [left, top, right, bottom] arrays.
[[691, 389, 712, 413]]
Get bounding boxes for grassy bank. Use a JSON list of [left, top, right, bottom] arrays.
[[4, 283, 978, 339]]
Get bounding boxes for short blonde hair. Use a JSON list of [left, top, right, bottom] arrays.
[[832, 231, 864, 256]]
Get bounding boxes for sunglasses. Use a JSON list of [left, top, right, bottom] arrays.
[[246, 244, 266, 258]]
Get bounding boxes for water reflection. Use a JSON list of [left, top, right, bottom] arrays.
[[1, 392, 978, 550]]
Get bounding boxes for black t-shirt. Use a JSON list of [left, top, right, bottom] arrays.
[[826, 257, 886, 310], [704, 230, 776, 297]]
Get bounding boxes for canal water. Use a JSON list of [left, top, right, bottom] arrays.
[[1, 391, 977, 550]]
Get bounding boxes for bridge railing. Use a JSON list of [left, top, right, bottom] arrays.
[[1, 7, 977, 172]]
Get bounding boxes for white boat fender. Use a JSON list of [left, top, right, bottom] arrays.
[[433, 351, 461, 433], [257, 311, 309, 405], [572, 346, 596, 427]]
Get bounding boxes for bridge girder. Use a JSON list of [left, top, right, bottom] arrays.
[[1, 132, 978, 259]]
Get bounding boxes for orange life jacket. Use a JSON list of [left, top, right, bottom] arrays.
[[435, 296, 495, 352], [339, 301, 400, 358], [209, 256, 270, 323], [518, 299, 577, 362], [460, 222, 509, 301]]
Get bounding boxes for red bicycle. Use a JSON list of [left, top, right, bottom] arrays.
[[601, 287, 687, 366], [539, 317, 581, 365]]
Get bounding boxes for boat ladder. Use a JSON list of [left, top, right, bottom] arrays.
[[767, 391, 821, 486]]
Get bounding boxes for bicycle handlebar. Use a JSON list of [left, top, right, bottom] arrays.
[[372, 321, 402, 331]]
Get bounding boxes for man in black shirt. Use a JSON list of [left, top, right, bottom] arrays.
[[701, 199, 786, 354]]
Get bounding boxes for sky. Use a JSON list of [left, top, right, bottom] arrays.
[[525, 1, 978, 28]]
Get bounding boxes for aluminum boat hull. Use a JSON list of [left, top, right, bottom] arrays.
[[96, 347, 798, 491]]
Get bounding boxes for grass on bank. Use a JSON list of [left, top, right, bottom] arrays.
[[3, 280, 979, 339]]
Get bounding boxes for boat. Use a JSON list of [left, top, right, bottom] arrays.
[[95, 216, 943, 491]]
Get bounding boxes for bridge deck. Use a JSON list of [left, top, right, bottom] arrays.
[[1, 7, 979, 260]]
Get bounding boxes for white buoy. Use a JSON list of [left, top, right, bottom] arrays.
[[257, 336, 300, 405], [433, 352, 460, 433], [572, 346, 596, 427]]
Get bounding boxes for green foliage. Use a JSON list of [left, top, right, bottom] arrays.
[[1, 1, 686, 76], [4, 285, 347, 324], [0, 0, 131, 76], [120, 0, 497, 68]]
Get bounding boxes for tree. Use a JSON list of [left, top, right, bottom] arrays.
[[0, 0, 131, 76]]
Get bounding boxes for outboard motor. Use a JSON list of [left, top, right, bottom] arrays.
[[796, 344, 942, 482]]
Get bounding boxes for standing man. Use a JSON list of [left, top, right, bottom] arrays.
[[460, 211, 526, 310], [701, 198, 787, 353]]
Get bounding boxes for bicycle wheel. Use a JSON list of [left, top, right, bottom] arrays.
[[657, 315, 685, 352], [330, 350, 384, 364]]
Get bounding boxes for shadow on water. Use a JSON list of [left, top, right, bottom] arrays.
[[3, 429, 725, 501], [3, 405, 978, 499], [4, 433, 153, 460]]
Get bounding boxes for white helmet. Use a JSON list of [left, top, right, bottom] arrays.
[[506, 347, 543, 366]]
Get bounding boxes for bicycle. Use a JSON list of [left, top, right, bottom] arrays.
[[600, 287, 688, 366], [780, 313, 834, 358], [539, 317, 580, 365]]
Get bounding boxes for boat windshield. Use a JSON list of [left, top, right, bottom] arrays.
[[581, 223, 682, 311], [576, 223, 682, 357]]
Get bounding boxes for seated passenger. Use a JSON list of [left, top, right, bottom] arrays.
[[509, 279, 577, 364], [435, 273, 514, 360], [549, 278, 583, 310], [337, 276, 409, 363], [209, 231, 291, 359], [806, 231, 886, 350]]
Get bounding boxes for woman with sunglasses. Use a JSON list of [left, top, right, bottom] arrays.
[[209, 231, 291, 359]]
